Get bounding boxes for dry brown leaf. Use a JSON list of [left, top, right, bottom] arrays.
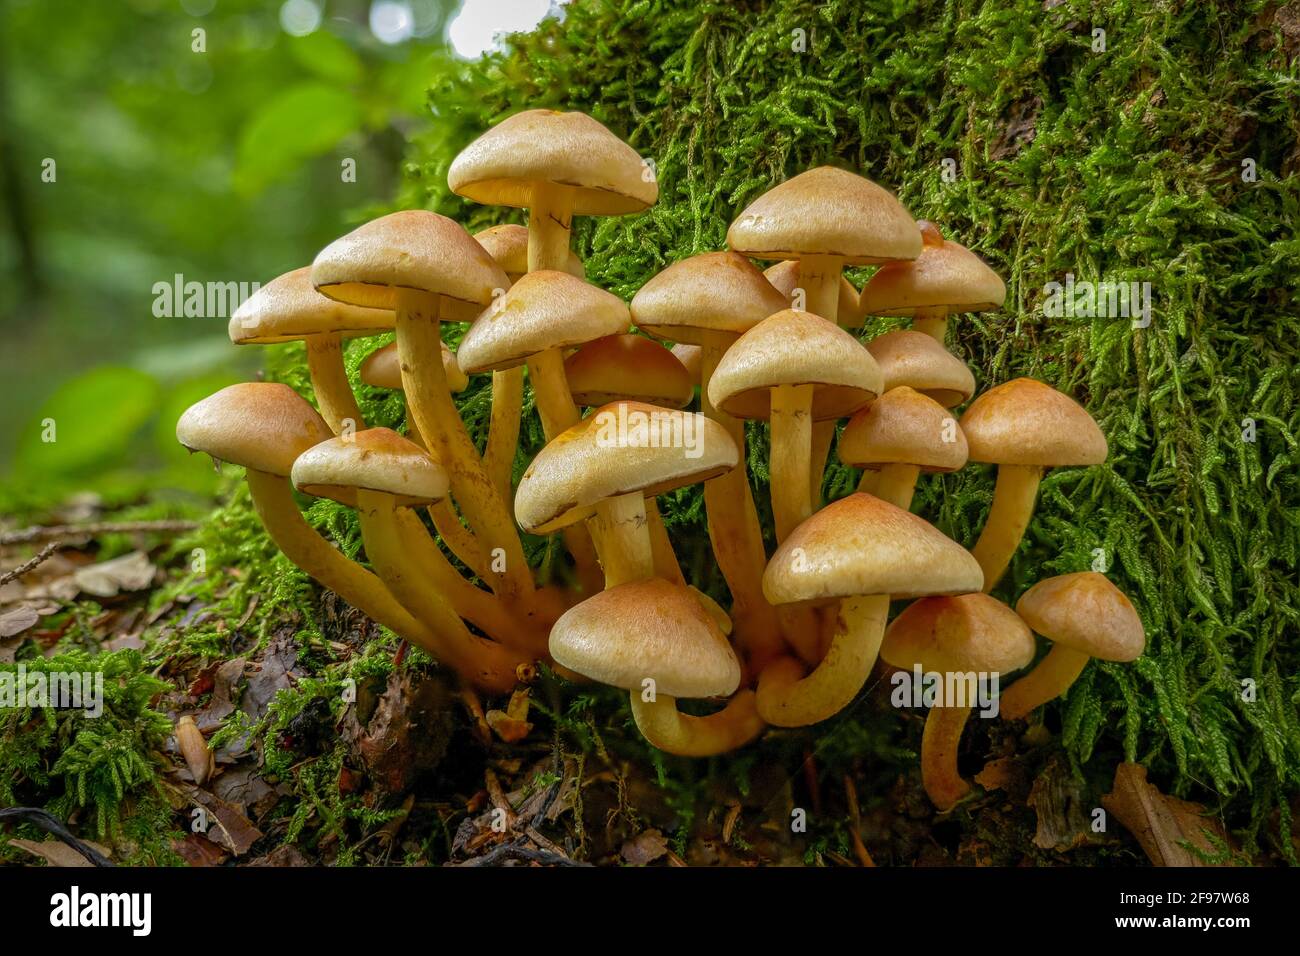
[[1026, 755, 1093, 851], [73, 551, 155, 598], [9, 838, 111, 868], [621, 829, 668, 866], [0, 606, 40, 638], [182, 785, 263, 856], [1101, 762, 1235, 866]]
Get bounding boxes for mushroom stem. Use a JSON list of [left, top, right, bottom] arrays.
[[357, 490, 530, 693], [394, 290, 535, 603], [874, 463, 921, 510], [769, 383, 815, 542], [305, 333, 363, 434], [427, 499, 489, 580], [970, 464, 1043, 591], [998, 643, 1090, 720], [921, 705, 973, 810], [629, 690, 765, 757], [698, 333, 786, 670], [526, 182, 575, 273], [589, 492, 654, 587], [483, 366, 523, 504], [797, 256, 842, 513], [809, 420, 835, 511], [856, 469, 879, 495], [244, 470, 443, 661], [912, 306, 949, 343], [755, 594, 889, 727], [646, 501, 685, 584]]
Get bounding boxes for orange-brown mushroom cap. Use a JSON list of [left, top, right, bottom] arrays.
[[360, 341, 468, 393], [1015, 572, 1145, 662], [229, 267, 392, 344], [867, 330, 976, 407], [839, 386, 968, 472], [291, 427, 449, 509], [564, 334, 693, 408], [881, 593, 1036, 675], [630, 252, 787, 345], [959, 378, 1107, 467], [177, 383, 332, 478], [858, 221, 1006, 317]]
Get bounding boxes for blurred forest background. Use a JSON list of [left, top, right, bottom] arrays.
[[0, 0, 511, 507]]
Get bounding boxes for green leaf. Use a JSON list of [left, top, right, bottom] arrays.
[[234, 82, 361, 194]]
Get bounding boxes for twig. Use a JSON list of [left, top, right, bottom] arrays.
[[458, 837, 586, 867], [0, 543, 59, 587], [0, 807, 114, 866], [0, 519, 198, 547]]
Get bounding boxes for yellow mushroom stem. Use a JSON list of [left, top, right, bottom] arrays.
[[405, 415, 491, 580], [698, 331, 787, 671], [921, 704, 973, 810], [483, 366, 523, 503], [629, 690, 765, 757], [588, 492, 654, 588], [912, 305, 949, 343], [769, 383, 815, 543], [873, 463, 921, 511], [809, 421, 836, 512], [394, 290, 535, 603], [645, 502, 685, 584], [797, 254, 843, 513], [755, 594, 889, 727], [305, 333, 364, 435], [357, 490, 529, 693], [856, 468, 880, 495], [970, 464, 1043, 591], [527, 182, 576, 274], [998, 643, 1091, 720], [244, 469, 448, 666]]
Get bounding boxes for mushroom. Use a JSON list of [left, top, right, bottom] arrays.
[[631, 251, 790, 668], [291, 428, 541, 675], [763, 259, 862, 328], [707, 308, 882, 542], [550, 578, 764, 756], [229, 266, 391, 434], [959, 378, 1108, 590], [176, 383, 447, 659], [514, 401, 737, 589], [670, 343, 703, 389], [858, 220, 1006, 345], [865, 330, 976, 409], [311, 210, 536, 605], [999, 572, 1145, 720], [881, 593, 1036, 809], [838, 386, 968, 508], [563, 333, 695, 583], [757, 493, 984, 727]]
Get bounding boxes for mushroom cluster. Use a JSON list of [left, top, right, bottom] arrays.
[[177, 109, 1145, 804]]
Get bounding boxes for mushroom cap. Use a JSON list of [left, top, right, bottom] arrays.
[[959, 378, 1108, 467], [359, 341, 468, 393], [630, 252, 787, 345], [1016, 572, 1145, 662], [867, 330, 976, 407], [515, 401, 738, 534], [447, 109, 657, 216], [839, 386, 968, 472], [456, 271, 629, 373], [473, 223, 585, 283], [312, 210, 508, 312], [727, 166, 921, 265], [549, 579, 741, 699], [706, 309, 882, 420], [229, 267, 392, 344], [176, 382, 331, 478], [881, 593, 1036, 674], [763, 260, 863, 328], [763, 493, 983, 605], [671, 343, 703, 386], [563, 334, 693, 408], [290, 427, 448, 508], [858, 223, 1006, 316]]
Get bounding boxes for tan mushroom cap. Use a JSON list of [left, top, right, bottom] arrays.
[[291, 427, 448, 509], [706, 309, 883, 420], [229, 267, 392, 345], [564, 334, 693, 408], [359, 341, 468, 393], [839, 387, 968, 473], [763, 493, 983, 605], [448, 109, 657, 216], [177, 383, 331, 478], [867, 330, 976, 407], [456, 271, 629, 374], [515, 401, 738, 534], [630, 252, 787, 345], [670, 344, 703, 387], [549, 579, 741, 699], [727, 166, 921, 264], [1016, 572, 1145, 662], [763, 260, 862, 328], [858, 222, 1006, 317], [881, 593, 1036, 674], [473, 223, 585, 283], [959, 378, 1108, 467], [312, 210, 508, 312]]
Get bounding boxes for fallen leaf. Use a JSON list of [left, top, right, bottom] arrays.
[[172, 833, 228, 867], [1026, 755, 1093, 851], [0, 606, 40, 638], [621, 829, 668, 866], [248, 845, 311, 867], [9, 838, 111, 868], [975, 756, 1025, 794], [73, 551, 155, 598], [182, 785, 263, 856], [1101, 762, 1235, 866]]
